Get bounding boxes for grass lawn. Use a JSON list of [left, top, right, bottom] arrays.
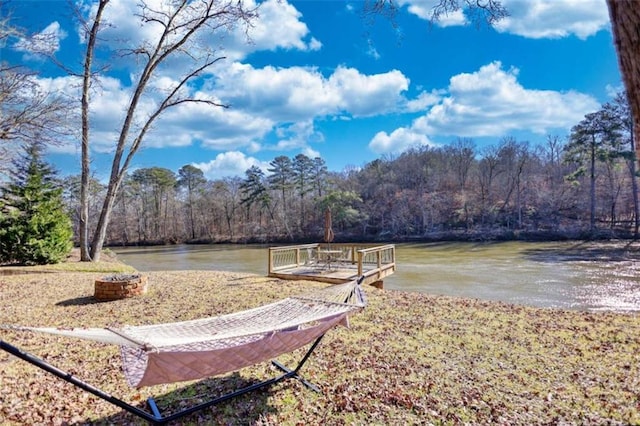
[[1, 254, 639, 425]]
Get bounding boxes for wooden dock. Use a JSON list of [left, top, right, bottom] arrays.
[[268, 243, 395, 288]]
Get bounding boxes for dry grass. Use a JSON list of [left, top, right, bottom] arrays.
[[0, 248, 137, 274], [1, 254, 640, 425]]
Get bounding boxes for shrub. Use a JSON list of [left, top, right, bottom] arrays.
[[0, 142, 73, 265]]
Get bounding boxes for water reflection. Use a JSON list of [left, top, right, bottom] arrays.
[[113, 241, 640, 311], [113, 244, 270, 275]]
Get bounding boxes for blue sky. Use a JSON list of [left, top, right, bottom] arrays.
[[2, 0, 620, 180]]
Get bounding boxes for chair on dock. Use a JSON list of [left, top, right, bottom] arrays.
[[305, 247, 318, 267]]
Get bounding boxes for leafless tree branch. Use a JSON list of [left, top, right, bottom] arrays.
[[86, 0, 258, 260]]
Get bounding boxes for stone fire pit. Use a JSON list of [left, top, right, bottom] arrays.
[[94, 273, 148, 301]]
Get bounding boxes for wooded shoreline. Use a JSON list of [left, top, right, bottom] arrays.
[[103, 226, 639, 248]]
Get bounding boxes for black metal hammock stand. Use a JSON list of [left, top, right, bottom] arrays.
[[0, 277, 366, 425], [0, 336, 324, 425]]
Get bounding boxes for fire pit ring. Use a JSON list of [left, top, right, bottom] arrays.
[[94, 273, 148, 301]]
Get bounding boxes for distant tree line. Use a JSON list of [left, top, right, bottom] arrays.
[[52, 91, 637, 246]]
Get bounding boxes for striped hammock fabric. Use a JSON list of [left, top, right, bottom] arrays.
[[4, 279, 366, 387]]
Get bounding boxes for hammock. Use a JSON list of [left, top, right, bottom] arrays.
[[1, 277, 366, 424]]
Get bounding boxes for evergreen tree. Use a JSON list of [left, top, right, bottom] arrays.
[[240, 166, 271, 220], [177, 165, 207, 240], [268, 156, 294, 209], [267, 156, 294, 238], [292, 154, 314, 230], [565, 110, 623, 232], [310, 157, 329, 198], [0, 142, 73, 265]]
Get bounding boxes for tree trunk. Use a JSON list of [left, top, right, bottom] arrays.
[[590, 135, 596, 232], [90, 176, 123, 261], [79, 0, 109, 261], [188, 185, 196, 240], [630, 126, 640, 237], [121, 190, 129, 244], [607, 0, 640, 167]]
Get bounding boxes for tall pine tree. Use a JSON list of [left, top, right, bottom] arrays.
[[0, 142, 73, 265]]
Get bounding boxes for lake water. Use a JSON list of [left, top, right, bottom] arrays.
[[113, 241, 640, 312]]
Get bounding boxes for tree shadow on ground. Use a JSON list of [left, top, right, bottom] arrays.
[[522, 240, 640, 263], [56, 296, 101, 306], [77, 373, 278, 425]]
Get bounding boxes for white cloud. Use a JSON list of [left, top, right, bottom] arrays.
[[82, 0, 318, 67], [54, 1, 413, 160], [203, 63, 409, 154], [14, 21, 67, 56], [238, 0, 321, 55], [216, 63, 339, 121], [42, 56, 413, 160], [495, 0, 610, 39], [328, 67, 409, 116], [605, 84, 624, 99], [405, 90, 443, 112], [366, 39, 381, 60], [370, 127, 432, 154], [216, 63, 410, 121], [192, 151, 270, 179], [35, 72, 273, 154], [302, 146, 321, 159], [399, 0, 467, 26], [400, 0, 609, 39], [370, 61, 600, 154], [421, 61, 599, 136], [271, 120, 323, 151], [146, 89, 274, 151]]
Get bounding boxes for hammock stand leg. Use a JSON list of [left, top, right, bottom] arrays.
[[271, 333, 324, 392], [0, 339, 156, 423], [1, 334, 325, 425]]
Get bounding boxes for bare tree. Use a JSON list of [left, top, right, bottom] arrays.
[[604, 91, 639, 236], [216, 177, 242, 241], [365, 0, 508, 27], [0, 10, 70, 176], [476, 144, 501, 225], [77, 0, 257, 260], [448, 138, 475, 191], [496, 137, 530, 229], [78, 0, 108, 260]]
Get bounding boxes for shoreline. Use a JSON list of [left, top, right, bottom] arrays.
[[99, 229, 640, 248]]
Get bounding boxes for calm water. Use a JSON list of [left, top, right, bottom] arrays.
[[113, 241, 640, 311]]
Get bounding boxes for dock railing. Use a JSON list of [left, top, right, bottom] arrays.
[[268, 243, 320, 272], [356, 244, 396, 281], [268, 243, 396, 285]]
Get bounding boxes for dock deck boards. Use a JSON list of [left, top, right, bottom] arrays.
[[269, 262, 365, 284]]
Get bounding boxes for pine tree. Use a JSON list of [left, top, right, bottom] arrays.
[[0, 142, 73, 265], [240, 165, 271, 223], [565, 110, 623, 233]]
